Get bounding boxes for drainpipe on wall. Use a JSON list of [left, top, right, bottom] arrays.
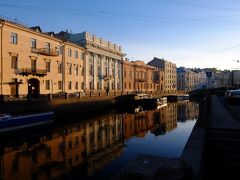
[[0, 19, 5, 95], [121, 58, 124, 93], [50, 79, 53, 94]]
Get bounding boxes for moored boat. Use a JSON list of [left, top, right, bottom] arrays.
[[0, 112, 54, 133], [167, 94, 189, 102], [133, 94, 167, 110]]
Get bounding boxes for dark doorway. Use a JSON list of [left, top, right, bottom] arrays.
[[28, 78, 40, 98]]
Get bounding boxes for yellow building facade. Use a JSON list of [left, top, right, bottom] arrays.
[[0, 19, 84, 99]]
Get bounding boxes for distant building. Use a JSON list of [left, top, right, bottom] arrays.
[[122, 59, 164, 93], [232, 70, 240, 86], [217, 70, 232, 88], [148, 57, 177, 93], [177, 67, 196, 90], [192, 69, 207, 89], [204, 68, 220, 88], [204, 68, 233, 88]]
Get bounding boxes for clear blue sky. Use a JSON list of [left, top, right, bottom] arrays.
[[1, 0, 240, 70]]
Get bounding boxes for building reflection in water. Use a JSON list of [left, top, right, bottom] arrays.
[[0, 114, 124, 179], [123, 103, 178, 138], [177, 101, 199, 122], [0, 101, 198, 179]]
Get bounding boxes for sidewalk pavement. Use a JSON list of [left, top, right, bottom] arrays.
[[202, 95, 240, 179], [210, 95, 240, 129]]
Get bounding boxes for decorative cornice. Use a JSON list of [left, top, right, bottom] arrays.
[[9, 52, 18, 57]]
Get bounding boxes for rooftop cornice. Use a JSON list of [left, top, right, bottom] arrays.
[[3, 19, 62, 42], [86, 42, 124, 56]]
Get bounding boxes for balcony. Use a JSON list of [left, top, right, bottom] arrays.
[[135, 78, 146, 82], [31, 48, 59, 56], [15, 68, 47, 77]]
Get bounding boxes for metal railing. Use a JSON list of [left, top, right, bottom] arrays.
[[135, 78, 146, 82], [15, 68, 47, 76], [31, 48, 59, 56]]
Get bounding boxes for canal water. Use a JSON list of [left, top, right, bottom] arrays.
[[0, 101, 198, 180]]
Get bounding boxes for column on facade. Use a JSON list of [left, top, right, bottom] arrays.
[[112, 59, 115, 91], [117, 60, 122, 91], [114, 60, 118, 91], [93, 53, 97, 91], [100, 55, 105, 91], [88, 52, 94, 91]]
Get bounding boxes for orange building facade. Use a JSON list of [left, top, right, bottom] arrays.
[[122, 59, 164, 94]]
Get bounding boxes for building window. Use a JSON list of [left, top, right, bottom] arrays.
[[117, 82, 121, 90], [129, 71, 132, 80], [68, 81, 72, 90], [105, 60, 108, 67], [117, 69, 120, 78], [31, 59, 36, 72], [11, 56, 18, 69], [97, 66, 101, 75], [112, 82, 115, 90], [58, 81, 62, 90], [81, 67, 84, 76], [68, 49, 72, 57], [30, 38, 36, 48], [74, 50, 78, 59], [129, 82, 131, 89], [10, 33, 18, 44], [112, 68, 115, 77], [57, 46, 63, 55], [75, 82, 78, 90], [58, 63, 62, 73], [46, 61, 51, 72], [80, 52, 84, 60], [68, 64, 72, 75], [105, 67, 108, 76], [89, 65, 93, 76], [89, 81, 93, 90], [75, 66, 78, 76], [124, 70, 126, 78], [97, 58, 101, 66], [81, 82, 84, 90], [97, 81, 101, 90], [45, 42, 50, 53], [45, 80, 50, 90]]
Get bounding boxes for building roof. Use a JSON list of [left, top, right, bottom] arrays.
[[29, 26, 42, 32], [177, 67, 195, 73]]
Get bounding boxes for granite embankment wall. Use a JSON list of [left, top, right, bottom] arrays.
[[181, 93, 210, 179], [0, 97, 115, 121], [0, 91, 187, 121]]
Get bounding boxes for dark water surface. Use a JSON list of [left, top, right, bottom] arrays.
[[0, 101, 198, 180]]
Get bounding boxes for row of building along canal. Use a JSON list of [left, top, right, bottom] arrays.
[[0, 100, 199, 180]]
